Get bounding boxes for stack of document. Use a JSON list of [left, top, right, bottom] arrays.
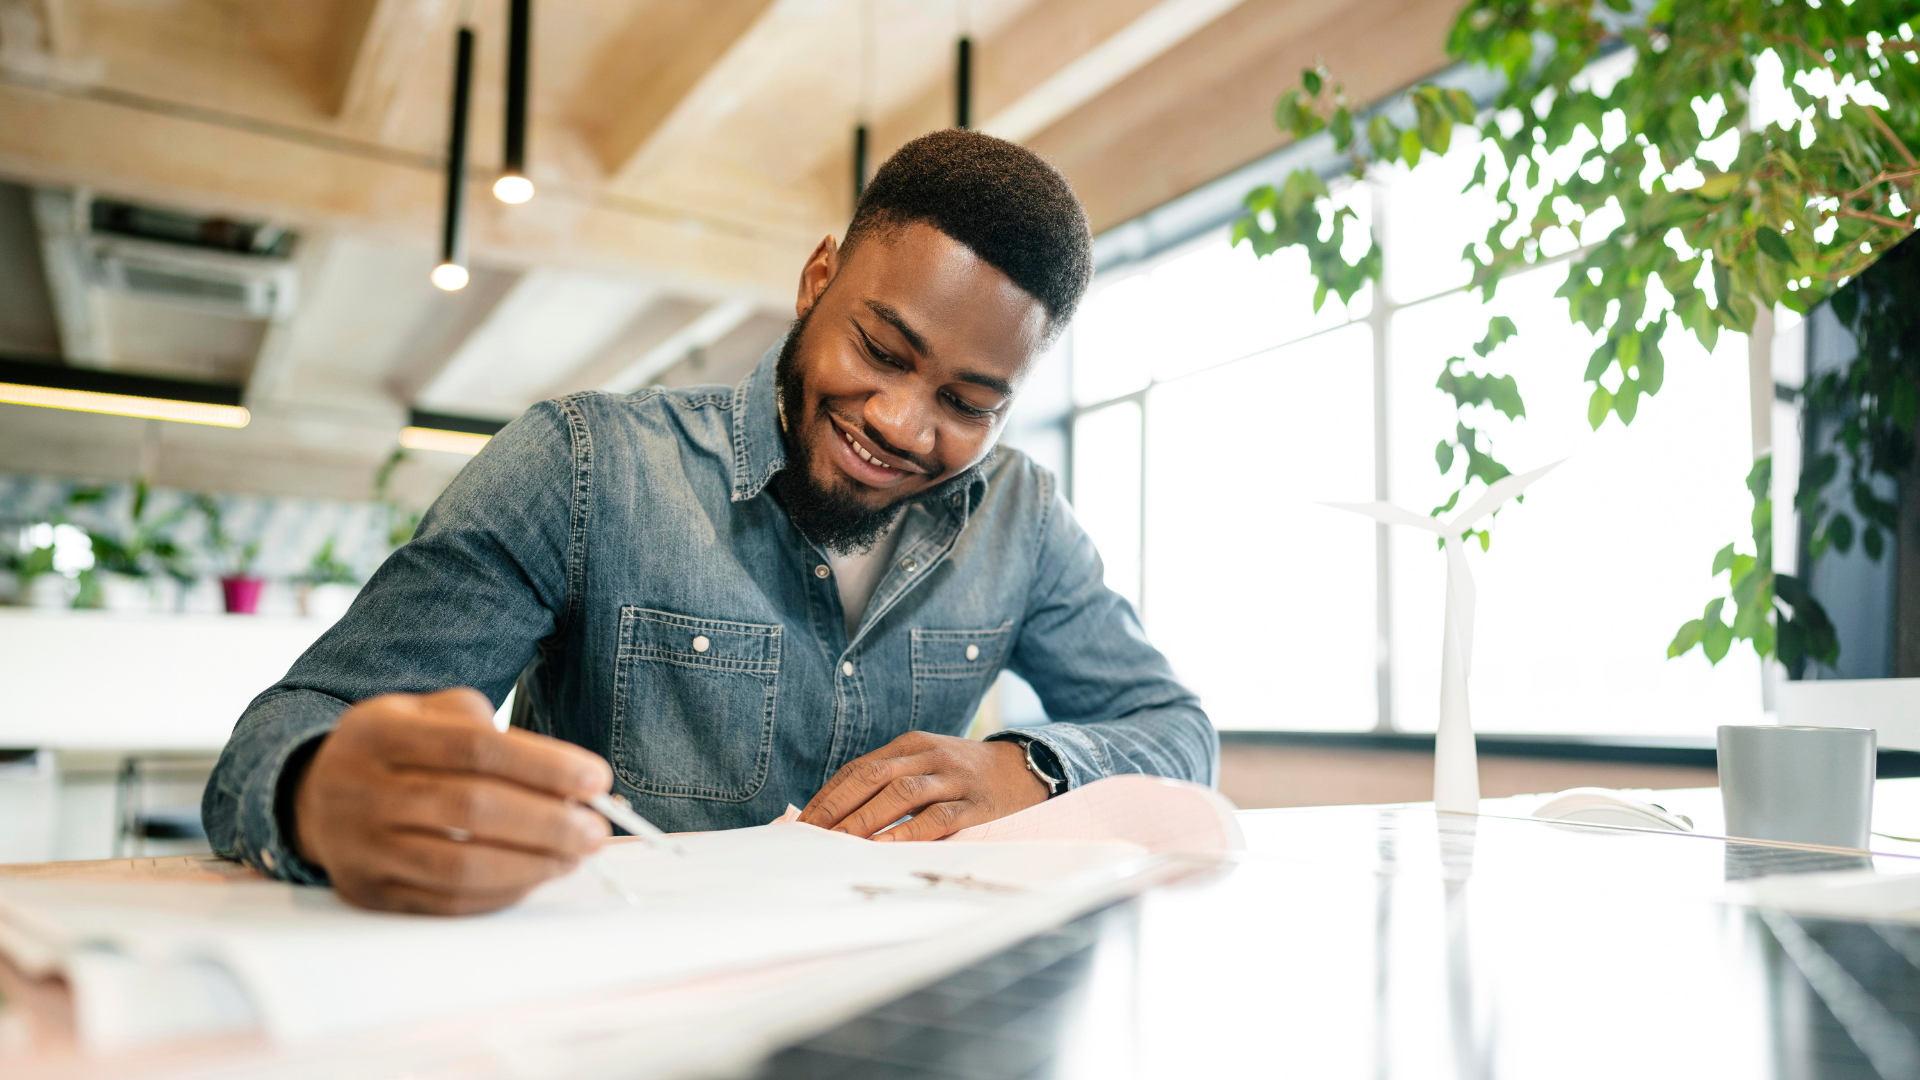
[[0, 777, 1239, 1053]]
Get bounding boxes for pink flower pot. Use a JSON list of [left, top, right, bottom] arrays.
[[221, 576, 266, 614]]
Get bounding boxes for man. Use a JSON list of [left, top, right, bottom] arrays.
[[204, 130, 1216, 914]]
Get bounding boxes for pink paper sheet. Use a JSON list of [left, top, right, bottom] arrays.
[[773, 775, 1243, 855]]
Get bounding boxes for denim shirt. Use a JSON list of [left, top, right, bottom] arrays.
[[204, 345, 1218, 883]]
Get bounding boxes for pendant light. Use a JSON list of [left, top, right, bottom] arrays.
[[954, 0, 972, 130], [493, 0, 534, 204], [432, 25, 475, 291], [852, 0, 875, 207], [955, 36, 971, 130]]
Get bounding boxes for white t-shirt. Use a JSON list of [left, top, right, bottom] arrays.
[[827, 515, 905, 637]]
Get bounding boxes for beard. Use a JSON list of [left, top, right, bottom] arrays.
[[770, 311, 907, 555]]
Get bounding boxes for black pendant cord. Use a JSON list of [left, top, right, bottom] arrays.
[[955, 36, 971, 130], [503, 0, 530, 178], [440, 26, 474, 276], [853, 124, 869, 204]]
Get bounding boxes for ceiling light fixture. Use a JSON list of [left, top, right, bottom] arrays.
[[852, 0, 874, 208], [495, 0, 535, 205], [955, 1, 972, 130], [400, 409, 505, 456], [0, 358, 249, 428], [434, 25, 475, 290]]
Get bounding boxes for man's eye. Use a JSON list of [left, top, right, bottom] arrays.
[[946, 393, 994, 418]]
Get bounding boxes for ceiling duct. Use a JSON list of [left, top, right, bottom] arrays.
[[84, 236, 297, 321], [35, 191, 299, 328]]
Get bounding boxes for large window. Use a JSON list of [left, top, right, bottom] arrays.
[[1065, 138, 1763, 737]]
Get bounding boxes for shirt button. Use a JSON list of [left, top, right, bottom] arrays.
[[901, 557, 918, 572], [259, 848, 276, 871], [692, 635, 710, 653], [965, 644, 980, 661], [842, 661, 854, 676], [814, 565, 831, 579]]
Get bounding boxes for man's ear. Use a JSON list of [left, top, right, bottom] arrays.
[[796, 235, 840, 319]]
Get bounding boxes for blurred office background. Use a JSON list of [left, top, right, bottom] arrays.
[[2, 0, 1804, 862]]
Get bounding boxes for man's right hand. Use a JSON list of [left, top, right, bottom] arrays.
[[292, 688, 613, 915]]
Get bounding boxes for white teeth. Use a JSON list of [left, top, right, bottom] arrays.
[[843, 428, 890, 469]]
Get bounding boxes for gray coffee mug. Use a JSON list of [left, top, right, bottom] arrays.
[[1718, 725, 1876, 848]]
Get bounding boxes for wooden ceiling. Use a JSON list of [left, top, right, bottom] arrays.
[[0, 0, 1460, 499]]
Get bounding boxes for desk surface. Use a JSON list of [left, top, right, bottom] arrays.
[[9, 805, 1920, 1080]]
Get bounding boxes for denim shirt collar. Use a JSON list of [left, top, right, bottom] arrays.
[[728, 339, 993, 528]]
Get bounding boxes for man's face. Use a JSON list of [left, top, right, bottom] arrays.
[[774, 221, 1050, 550]]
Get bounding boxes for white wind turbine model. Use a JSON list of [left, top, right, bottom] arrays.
[[1328, 460, 1562, 813]]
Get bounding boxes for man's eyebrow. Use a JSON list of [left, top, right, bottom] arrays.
[[864, 299, 1011, 398], [863, 300, 930, 357], [956, 371, 1013, 397]]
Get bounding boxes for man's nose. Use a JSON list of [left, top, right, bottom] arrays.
[[863, 385, 937, 464]]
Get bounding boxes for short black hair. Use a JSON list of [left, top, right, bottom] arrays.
[[844, 129, 1093, 328]]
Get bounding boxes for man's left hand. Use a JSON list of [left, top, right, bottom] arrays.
[[798, 732, 1049, 841]]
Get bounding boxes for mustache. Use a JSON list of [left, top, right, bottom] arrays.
[[827, 405, 941, 477]]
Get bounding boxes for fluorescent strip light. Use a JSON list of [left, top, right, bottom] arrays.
[[400, 426, 492, 455], [0, 381, 250, 427]]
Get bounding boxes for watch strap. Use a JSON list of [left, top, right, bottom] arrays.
[[1008, 734, 1066, 798]]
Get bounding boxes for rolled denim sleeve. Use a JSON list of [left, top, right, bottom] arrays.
[[992, 477, 1219, 790], [202, 400, 582, 881]]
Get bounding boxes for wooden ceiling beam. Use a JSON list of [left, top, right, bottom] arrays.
[[1029, 0, 1461, 234], [330, 0, 455, 138], [0, 0, 78, 61], [852, 0, 1189, 183], [571, 0, 779, 180], [0, 78, 805, 300]]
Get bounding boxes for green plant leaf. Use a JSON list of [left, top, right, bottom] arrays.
[[1472, 315, 1518, 357], [1302, 68, 1322, 96], [1368, 114, 1398, 157], [1435, 440, 1456, 473], [1587, 386, 1613, 429], [1701, 599, 1734, 663], [1755, 226, 1794, 263], [1413, 90, 1451, 154], [1331, 106, 1354, 151], [1400, 127, 1424, 168], [1710, 542, 1736, 576], [1667, 618, 1705, 658]]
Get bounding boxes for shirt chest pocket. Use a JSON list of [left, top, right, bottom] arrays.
[[909, 622, 1014, 734], [611, 607, 781, 802]]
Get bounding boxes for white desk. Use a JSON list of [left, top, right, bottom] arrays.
[[0, 610, 331, 751]]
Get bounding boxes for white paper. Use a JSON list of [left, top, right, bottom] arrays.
[[1326, 460, 1562, 813], [949, 774, 1244, 854], [0, 823, 1147, 1050], [1726, 866, 1920, 922]]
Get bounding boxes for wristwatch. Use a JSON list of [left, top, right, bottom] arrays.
[[1002, 734, 1066, 799]]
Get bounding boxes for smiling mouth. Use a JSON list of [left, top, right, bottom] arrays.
[[842, 428, 898, 471], [829, 413, 925, 476]]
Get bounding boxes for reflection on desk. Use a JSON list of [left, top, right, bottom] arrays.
[[9, 806, 1920, 1079], [770, 807, 1920, 1079]]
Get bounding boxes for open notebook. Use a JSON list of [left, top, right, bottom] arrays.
[[769, 774, 1244, 855], [0, 775, 1238, 1052]]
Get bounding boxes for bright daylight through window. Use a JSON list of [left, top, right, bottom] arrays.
[[1066, 132, 1763, 737]]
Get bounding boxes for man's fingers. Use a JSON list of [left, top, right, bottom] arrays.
[[357, 696, 612, 799], [379, 774, 608, 857], [799, 750, 918, 829], [335, 875, 534, 916], [872, 800, 975, 843], [830, 771, 956, 839], [367, 830, 579, 896]]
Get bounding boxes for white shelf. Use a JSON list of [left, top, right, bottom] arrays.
[[0, 610, 336, 751]]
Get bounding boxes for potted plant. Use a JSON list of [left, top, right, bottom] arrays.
[[1239, 0, 1917, 671], [72, 481, 193, 613], [2, 529, 59, 609], [195, 495, 265, 615], [295, 537, 360, 622]]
